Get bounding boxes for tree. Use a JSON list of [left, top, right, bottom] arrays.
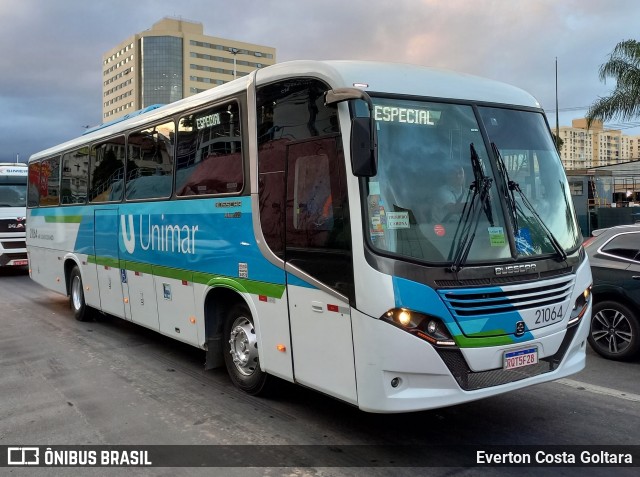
[[586, 39, 640, 128], [551, 132, 564, 151]]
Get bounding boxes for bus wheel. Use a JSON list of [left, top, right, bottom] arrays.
[[223, 303, 269, 395], [69, 266, 91, 322]]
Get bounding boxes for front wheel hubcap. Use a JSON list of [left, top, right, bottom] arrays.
[[71, 276, 83, 311], [228, 316, 258, 376]]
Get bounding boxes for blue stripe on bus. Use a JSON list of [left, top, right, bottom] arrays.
[[30, 198, 287, 286], [392, 276, 533, 341]]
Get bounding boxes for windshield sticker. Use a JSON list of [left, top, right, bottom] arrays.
[[488, 226, 506, 247], [368, 195, 386, 239], [369, 181, 380, 195], [515, 228, 535, 254], [370, 216, 384, 236], [387, 211, 410, 229], [434, 224, 446, 237]]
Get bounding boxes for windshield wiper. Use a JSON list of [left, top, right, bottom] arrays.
[[449, 143, 494, 272], [491, 143, 567, 262], [492, 142, 519, 234]]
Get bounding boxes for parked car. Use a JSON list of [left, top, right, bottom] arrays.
[[583, 225, 640, 360]]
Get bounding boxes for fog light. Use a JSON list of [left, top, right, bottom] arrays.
[[427, 320, 438, 334], [391, 377, 401, 388]]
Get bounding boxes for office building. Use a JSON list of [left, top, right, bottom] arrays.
[[102, 17, 276, 121]]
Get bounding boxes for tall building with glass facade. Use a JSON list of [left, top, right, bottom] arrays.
[[102, 17, 276, 121]]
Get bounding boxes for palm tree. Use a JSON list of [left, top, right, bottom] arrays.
[[586, 39, 640, 128]]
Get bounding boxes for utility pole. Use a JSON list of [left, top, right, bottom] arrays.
[[555, 57, 559, 141], [229, 48, 239, 79]]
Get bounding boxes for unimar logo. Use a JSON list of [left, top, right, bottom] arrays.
[[121, 215, 199, 255]]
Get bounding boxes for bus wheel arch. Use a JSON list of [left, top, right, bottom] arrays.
[[203, 287, 270, 395], [203, 286, 251, 369]]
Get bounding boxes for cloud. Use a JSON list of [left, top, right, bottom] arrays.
[[2, 0, 640, 161]]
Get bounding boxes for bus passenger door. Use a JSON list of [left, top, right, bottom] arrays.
[[284, 138, 357, 405], [94, 209, 127, 319]]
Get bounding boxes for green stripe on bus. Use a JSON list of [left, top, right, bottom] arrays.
[[44, 215, 83, 223], [87, 256, 286, 299], [123, 260, 154, 275], [90, 255, 120, 268], [453, 332, 515, 348], [192, 272, 286, 298]]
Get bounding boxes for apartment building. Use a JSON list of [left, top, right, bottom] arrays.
[[558, 118, 640, 170], [102, 17, 276, 121]]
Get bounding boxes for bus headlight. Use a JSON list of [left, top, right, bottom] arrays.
[[568, 285, 591, 326], [382, 308, 456, 347]]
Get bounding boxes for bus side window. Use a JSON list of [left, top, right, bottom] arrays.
[[126, 121, 175, 200], [61, 148, 88, 205], [27, 161, 41, 207], [39, 156, 61, 207], [176, 102, 242, 197], [89, 137, 125, 203]]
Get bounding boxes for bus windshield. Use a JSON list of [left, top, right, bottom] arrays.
[[364, 98, 580, 265]]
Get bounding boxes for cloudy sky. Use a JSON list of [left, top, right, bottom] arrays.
[[2, 0, 640, 162]]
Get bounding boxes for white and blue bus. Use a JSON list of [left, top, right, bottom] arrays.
[[0, 163, 28, 267], [27, 60, 592, 412]]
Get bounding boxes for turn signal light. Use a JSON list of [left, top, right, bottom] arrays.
[[568, 285, 591, 326]]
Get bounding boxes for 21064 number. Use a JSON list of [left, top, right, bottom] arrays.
[[535, 305, 563, 324]]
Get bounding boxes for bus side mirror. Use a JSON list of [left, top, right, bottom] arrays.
[[351, 117, 377, 177], [325, 88, 378, 178]]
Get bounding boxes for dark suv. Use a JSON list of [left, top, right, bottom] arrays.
[[583, 224, 640, 360]]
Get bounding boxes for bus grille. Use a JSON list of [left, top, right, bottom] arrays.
[[435, 324, 578, 391], [1, 240, 26, 250], [439, 277, 573, 318]]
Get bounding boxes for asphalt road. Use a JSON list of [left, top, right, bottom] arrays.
[[1, 266, 639, 476]]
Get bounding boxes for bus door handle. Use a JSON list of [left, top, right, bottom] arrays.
[[311, 301, 324, 313]]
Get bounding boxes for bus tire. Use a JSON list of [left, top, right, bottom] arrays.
[[223, 302, 269, 395], [69, 266, 91, 322]]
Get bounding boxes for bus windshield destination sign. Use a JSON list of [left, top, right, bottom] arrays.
[[374, 105, 439, 125]]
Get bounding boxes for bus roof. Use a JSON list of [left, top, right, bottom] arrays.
[[29, 60, 541, 162], [256, 60, 541, 108]]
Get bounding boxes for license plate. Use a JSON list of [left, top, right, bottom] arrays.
[[503, 347, 538, 370], [11, 260, 28, 266]]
